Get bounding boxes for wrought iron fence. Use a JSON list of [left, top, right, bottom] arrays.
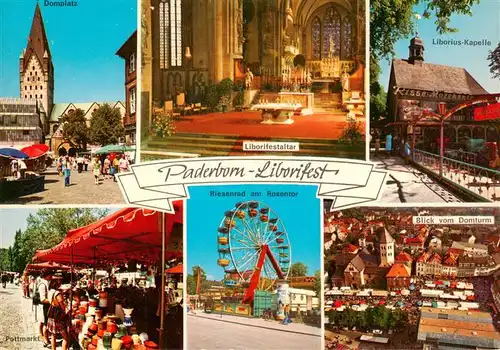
[[443, 149, 477, 165], [414, 149, 500, 202]]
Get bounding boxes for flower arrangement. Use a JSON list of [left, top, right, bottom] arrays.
[[151, 112, 176, 138]]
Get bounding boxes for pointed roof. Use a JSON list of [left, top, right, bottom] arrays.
[[348, 255, 365, 272], [23, 3, 51, 71], [395, 251, 412, 263], [376, 227, 394, 244], [386, 263, 411, 278]]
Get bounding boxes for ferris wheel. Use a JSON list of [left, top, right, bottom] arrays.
[[217, 201, 292, 303]]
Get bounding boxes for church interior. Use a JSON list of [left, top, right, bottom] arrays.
[[141, 0, 366, 158]]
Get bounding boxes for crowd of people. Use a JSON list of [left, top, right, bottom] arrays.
[[55, 153, 131, 187]]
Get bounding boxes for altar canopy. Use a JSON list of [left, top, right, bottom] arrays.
[[33, 203, 183, 264]]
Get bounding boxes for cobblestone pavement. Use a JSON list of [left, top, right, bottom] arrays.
[[0, 283, 45, 350], [187, 313, 321, 350], [372, 154, 462, 203], [2, 166, 125, 205]]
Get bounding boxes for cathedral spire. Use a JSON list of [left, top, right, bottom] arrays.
[[23, 2, 51, 71]]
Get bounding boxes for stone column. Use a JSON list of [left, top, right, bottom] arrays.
[[213, 0, 224, 82]]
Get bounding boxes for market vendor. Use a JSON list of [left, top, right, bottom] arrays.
[[38, 270, 52, 347]]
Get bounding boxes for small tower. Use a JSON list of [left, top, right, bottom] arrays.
[[376, 227, 395, 267], [408, 33, 425, 65], [20, 2, 54, 137]]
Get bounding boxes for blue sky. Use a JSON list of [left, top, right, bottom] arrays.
[[0, 0, 137, 102], [0, 208, 38, 248], [187, 185, 321, 281], [380, 1, 500, 93], [0, 208, 118, 249]]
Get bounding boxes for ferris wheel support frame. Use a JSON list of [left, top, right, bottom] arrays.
[[242, 244, 285, 304]]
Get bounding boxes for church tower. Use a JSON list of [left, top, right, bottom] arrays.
[[20, 2, 54, 136], [376, 227, 395, 267], [408, 33, 425, 65]]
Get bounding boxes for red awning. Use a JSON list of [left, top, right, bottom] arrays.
[[33, 203, 183, 265], [25, 262, 71, 271], [166, 264, 183, 274], [21, 144, 49, 159]]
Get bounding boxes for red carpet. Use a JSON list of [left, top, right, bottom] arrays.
[[175, 111, 365, 140]]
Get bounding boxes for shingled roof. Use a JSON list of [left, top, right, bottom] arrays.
[[392, 59, 488, 95], [23, 3, 51, 71]]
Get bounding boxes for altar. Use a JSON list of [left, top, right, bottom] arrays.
[[251, 103, 301, 124], [277, 92, 314, 115]]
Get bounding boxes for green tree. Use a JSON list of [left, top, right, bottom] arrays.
[[313, 269, 321, 300], [289, 262, 308, 277], [186, 266, 210, 295], [11, 229, 23, 272], [0, 248, 9, 271], [89, 104, 125, 146], [488, 42, 500, 79], [61, 108, 90, 149], [11, 209, 108, 273]]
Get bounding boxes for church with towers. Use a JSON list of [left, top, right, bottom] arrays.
[[339, 226, 411, 290], [19, 2, 54, 137], [0, 2, 126, 151]]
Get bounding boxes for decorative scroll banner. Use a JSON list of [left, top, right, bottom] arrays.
[[116, 156, 387, 213]]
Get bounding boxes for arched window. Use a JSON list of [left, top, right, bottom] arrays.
[[323, 7, 341, 58], [159, 0, 183, 69], [342, 19, 353, 58], [311, 17, 321, 60]]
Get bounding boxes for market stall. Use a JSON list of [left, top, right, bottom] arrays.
[[0, 147, 45, 199], [33, 204, 184, 350]]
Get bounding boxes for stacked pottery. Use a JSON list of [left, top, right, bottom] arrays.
[[139, 333, 148, 343], [99, 292, 108, 308], [102, 332, 113, 349], [95, 309, 104, 321], [144, 341, 159, 350], [106, 320, 118, 334], [131, 334, 140, 345], [98, 320, 106, 332], [80, 301, 89, 315], [82, 337, 91, 349], [89, 299, 98, 316], [97, 338, 105, 350], [111, 338, 123, 350], [115, 324, 127, 338], [120, 336, 133, 349], [115, 303, 125, 322], [123, 308, 134, 327]]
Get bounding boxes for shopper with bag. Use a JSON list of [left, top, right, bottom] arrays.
[[36, 271, 51, 347]]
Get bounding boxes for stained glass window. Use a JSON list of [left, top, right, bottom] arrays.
[[323, 7, 341, 58], [159, 1, 169, 69], [342, 20, 352, 59], [170, 0, 182, 67], [312, 17, 321, 60], [159, 0, 182, 68]]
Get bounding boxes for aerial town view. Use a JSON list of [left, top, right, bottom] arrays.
[[323, 205, 500, 349], [186, 185, 321, 349]]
